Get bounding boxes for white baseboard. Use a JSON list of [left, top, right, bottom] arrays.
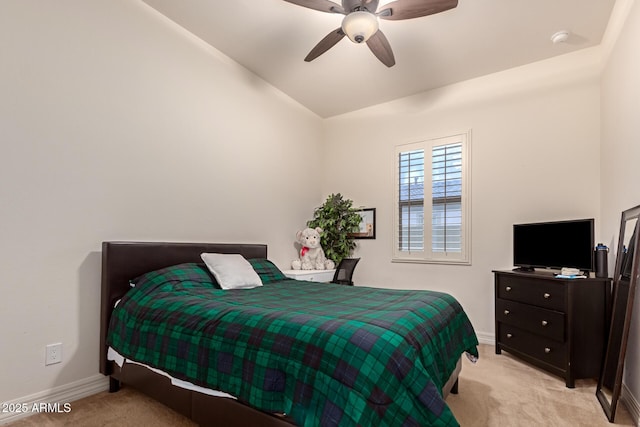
[[0, 374, 109, 425], [622, 383, 640, 426], [475, 331, 495, 346]]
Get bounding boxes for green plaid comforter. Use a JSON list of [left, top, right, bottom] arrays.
[[107, 262, 478, 426]]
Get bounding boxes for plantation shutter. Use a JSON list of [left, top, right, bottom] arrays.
[[432, 143, 463, 253], [394, 132, 470, 264], [398, 149, 425, 252]]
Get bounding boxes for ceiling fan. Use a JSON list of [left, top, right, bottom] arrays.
[[283, 0, 458, 67]]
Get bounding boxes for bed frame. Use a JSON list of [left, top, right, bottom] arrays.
[[99, 241, 461, 427]]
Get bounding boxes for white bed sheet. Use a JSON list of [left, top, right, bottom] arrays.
[[107, 346, 236, 399]]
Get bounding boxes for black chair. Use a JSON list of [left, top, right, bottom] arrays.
[[331, 258, 360, 286]]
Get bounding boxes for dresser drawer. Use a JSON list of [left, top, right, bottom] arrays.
[[496, 298, 565, 341], [498, 324, 566, 369], [496, 274, 565, 311]]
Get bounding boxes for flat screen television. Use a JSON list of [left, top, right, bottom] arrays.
[[513, 218, 595, 272]]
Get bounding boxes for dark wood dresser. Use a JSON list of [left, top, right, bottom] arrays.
[[493, 270, 611, 388]]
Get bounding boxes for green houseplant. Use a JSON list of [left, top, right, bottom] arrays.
[[307, 193, 363, 265]]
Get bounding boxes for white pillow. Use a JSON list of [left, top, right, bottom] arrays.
[[200, 253, 263, 290]]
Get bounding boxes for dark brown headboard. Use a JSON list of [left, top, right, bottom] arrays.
[[99, 241, 268, 375]]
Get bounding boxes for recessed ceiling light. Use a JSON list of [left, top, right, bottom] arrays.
[[551, 30, 570, 44]]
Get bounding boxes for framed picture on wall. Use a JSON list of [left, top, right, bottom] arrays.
[[349, 208, 376, 239]]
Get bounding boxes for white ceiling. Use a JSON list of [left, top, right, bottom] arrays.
[[142, 0, 616, 118]]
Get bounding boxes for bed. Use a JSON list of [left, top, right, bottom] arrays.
[[100, 241, 478, 426]]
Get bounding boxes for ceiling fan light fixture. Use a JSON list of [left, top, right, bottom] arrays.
[[342, 11, 379, 44]]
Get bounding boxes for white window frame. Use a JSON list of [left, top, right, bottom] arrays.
[[393, 131, 471, 265]]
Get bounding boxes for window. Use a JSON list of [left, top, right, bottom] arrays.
[[394, 132, 471, 264]]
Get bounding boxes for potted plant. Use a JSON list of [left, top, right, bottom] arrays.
[[307, 193, 363, 265]]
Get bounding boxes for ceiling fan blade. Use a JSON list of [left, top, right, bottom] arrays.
[[282, 0, 345, 14], [378, 0, 457, 21], [366, 30, 395, 67], [305, 28, 346, 62], [360, 0, 379, 10]]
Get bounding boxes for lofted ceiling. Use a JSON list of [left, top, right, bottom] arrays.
[[142, 0, 616, 118]]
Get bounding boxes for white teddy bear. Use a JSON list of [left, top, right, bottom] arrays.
[[291, 227, 336, 270]]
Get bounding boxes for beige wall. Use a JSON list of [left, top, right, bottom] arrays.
[[1, 0, 638, 419], [322, 49, 602, 343], [601, 0, 640, 411], [0, 0, 322, 405]]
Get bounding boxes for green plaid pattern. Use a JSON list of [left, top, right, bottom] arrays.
[[130, 262, 215, 287], [108, 264, 478, 427], [248, 258, 288, 284]]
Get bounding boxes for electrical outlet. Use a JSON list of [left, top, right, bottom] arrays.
[[45, 343, 62, 366]]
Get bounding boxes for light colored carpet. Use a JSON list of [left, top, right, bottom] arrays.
[[447, 344, 635, 426], [4, 386, 196, 427], [6, 344, 636, 426]]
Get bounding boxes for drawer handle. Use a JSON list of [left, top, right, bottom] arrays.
[[543, 293, 551, 299], [504, 310, 510, 315], [505, 286, 512, 292], [544, 347, 551, 353], [541, 320, 548, 326], [506, 333, 513, 338]]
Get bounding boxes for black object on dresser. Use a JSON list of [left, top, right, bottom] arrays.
[[494, 270, 611, 388]]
